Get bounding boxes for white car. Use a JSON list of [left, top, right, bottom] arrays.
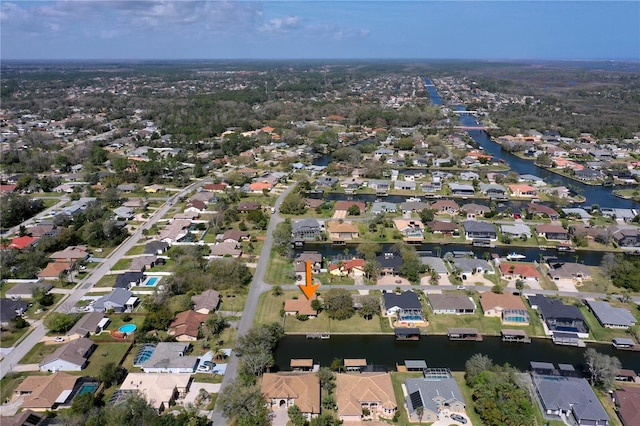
[[54, 336, 65, 342], [456, 285, 465, 290]]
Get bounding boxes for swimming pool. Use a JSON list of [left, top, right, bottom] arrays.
[[145, 277, 160, 286], [77, 383, 98, 396], [119, 324, 137, 334]]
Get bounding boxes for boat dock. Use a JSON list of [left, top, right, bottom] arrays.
[[501, 329, 531, 343], [552, 331, 586, 347], [306, 333, 330, 339], [395, 327, 421, 341], [612, 338, 640, 351], [448, 328, 482, 341]]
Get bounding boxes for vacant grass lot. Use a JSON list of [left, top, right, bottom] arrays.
[[219, 290, 248, 314], [94, 274, 117, 288], [285, 311, 384, 334], [19, 342, 59, 364], [264, 252, 295, 285], [125, 245, 147, 256], [1, 326, 31, 348], [71, 342, 132, 377], [253, 291, 289, 326]]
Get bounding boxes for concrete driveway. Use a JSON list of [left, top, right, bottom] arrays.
[[269, 405, 289, 426], [377, 275, 410, 286]]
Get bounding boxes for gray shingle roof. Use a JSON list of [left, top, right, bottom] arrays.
[[586, 300, 636, 328], [533, 375, 609, 424], [405, 377, 465, 415]]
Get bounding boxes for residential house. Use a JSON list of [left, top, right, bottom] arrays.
[[37, 262, 73, 281], [393, 219, 424, 241], [548, 262, 592, 284], [431, 200, 459, 215], [2, 409, 47, 426], [237, 201, 261, 212], [284, 299, 318, 318], [67, 312, 110, 339], [501, 223, 532, 239], [585, 300, 637, 329], [120, 373, 192, 412], [479, 292, 530, 325], [315, 176, 339, 188], [333, 200, 366, 214], [498, 262, 541, 282], [203, 183, 228, 193], [602, 208, 636, 222], [49, 245, 90, 263], [382, 291, 424, 323], [532, 373, 609, 426], [508, 184, 538, 198], [159, 219, 191, 244], [428, 294, 476, 315], [462, 220, 497, 241], [6, 282, 53, 300], [461, 203, 491, 218], [428, 221, 460, 237], [575, 169, 603, 181], [220, 229, 250, 243], [117, 183, 137, 192], [448, 183, 475, 197], [451, 258, 493, 277], [371, 202, 397, 214], [295, 252, 323, 275], [400, 201, 430, 214], [327, 221, 360, 241], [248, 181, 273, 193], [209, 241, 242, 258], [144, 240, 169, 255], [404, 375, 466, 423], [262, 373, 321, 420], [329, 258, 366, 277], [613, 386, 640, 426], [369, 180, 391, 195], [114, 271, 145, 290], [93, 288, 137, 313], [394, 180, 416, 191], [536, 224, 570, 242], [26, 224, 57, 239], [526, 203, 559, 220], [292, 219, 323, 240], [0, 298, 28, 326], [376, 252, 403, 276], [60, 198, 97, 216], [185, 199, 206, 214], [7, 236, 38, 250], [419, 257, 449, 276], [527, 295, 589, 336], [129, 255, 159, 272], [480, 183, 507, 198], [460, 171, 480, 181], [40, 337, 95, 372], [112, 207, 134, 220], [15, 372, 79, 411], [168, 310, 208, 341], [140, 342, 199, 374], [611, 226, 640, 247], [191, 289, 221, 314], [336, 373, 397, 422]]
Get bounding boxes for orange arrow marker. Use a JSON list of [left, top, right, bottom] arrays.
[[298, 260, 319, 300]]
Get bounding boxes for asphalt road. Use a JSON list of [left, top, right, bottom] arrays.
[[0, 177, 210, 380], [210, 183, 297, 425]]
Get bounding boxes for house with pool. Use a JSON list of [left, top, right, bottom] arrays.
[[382, 291, 425, 326]]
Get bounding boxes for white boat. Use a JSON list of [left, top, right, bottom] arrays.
[[506, 252, 526, 261], [406, 197, 423, 203]]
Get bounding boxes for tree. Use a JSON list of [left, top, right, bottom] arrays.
[[207, 258, 253, 290], [204, 314, 228, 337], [363, 260, 380, 281], [419, 208, 436, 223], [217, 379, 270, 426], [416, 406, 424, 425], [309, 413, 340, 426], [600, 252, 617, 277], [45, 312, 79, 334], [330, 357, 343, 372], [359, 295, 380, 320], [98, 362, 127, 387], [311, 298, 323, 312], [465, 353, 494, 384], [32, 286, 54, 308], [271, 285, 283, 296], [584, 348, 621, 389], [347, 204, 361, 216], [240, 351, 274, 376], [288, 405, 306, 426], [515, 279, 525, 291], [356, 241, 381, 261], [323, 289, 355, 320], [273, 220, 293, 257], [317, 367, 336, 394]]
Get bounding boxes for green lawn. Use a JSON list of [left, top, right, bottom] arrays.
[[253, 290, 289, 326], [94, 274, 117, 288], [284, 311, 384, 334], [264, 252, 295, 285], [125, 245, 147, 256], [72, 342, 132, 377], [19, 342, 59, 364], [596, 388, 623, 426], [0, 327, 30, 348], [112, 258, 130, 270], [192, 373, 224, 384], [219, 290, 248, 314]]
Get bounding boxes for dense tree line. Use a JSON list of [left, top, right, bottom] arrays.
[[0, 193, 44, 228]]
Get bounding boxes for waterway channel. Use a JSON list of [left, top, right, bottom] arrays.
[[274, 335, 640, 372]]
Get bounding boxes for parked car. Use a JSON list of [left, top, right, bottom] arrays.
[[456, 285, 465, 290], [450, 414, 467, 424], [54, 337, 65, 342], [197, 365, 211, 372]]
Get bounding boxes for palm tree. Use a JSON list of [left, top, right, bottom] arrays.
[[271, 285, 283, 296], [416, 406, 424, 425], [213, 347, 228, 362]]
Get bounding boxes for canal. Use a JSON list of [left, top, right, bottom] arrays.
[[274, 335, 640, 372]]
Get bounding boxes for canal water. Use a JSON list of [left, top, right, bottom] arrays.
[[297, 242, 608, 266], [273, 335, 640, 372]]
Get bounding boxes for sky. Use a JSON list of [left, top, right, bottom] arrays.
[[1, 1, 639, 61]]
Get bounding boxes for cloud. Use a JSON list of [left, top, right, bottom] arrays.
[[260, 15, 301, 33]]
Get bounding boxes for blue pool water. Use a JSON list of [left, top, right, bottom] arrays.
[[145, 277, 159, 286], [119, 324, 137, 333], [77, 383, 97, 396], [401, 316, 423, 321]]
